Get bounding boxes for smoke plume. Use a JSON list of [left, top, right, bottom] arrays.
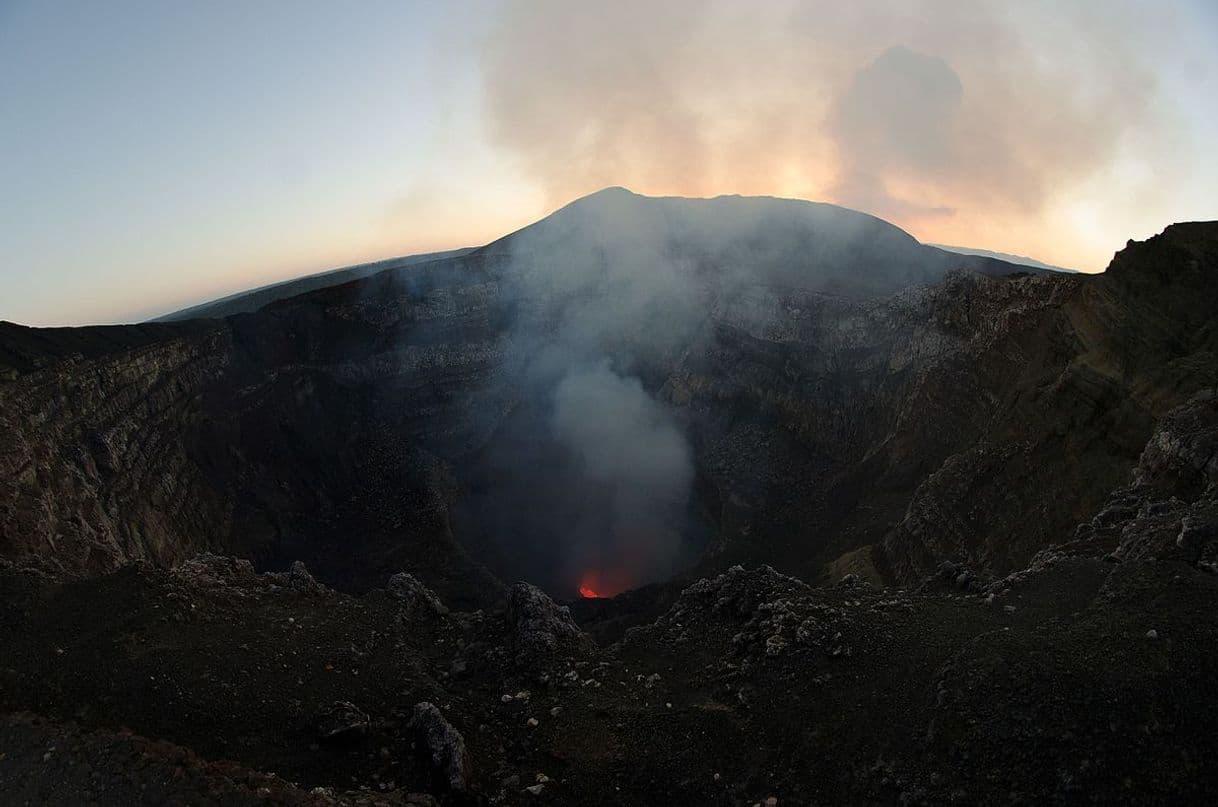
[[454, 187, 934, 596], [550, 361, 694, 594], [478, 0, 1196, 270]]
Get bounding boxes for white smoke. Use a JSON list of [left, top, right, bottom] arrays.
[[550, 360, 694, 592]]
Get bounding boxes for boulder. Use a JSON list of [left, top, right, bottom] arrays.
[[409, 702, 470, 793], [506, 582, 586, 660], [387, 572, 447, 617]]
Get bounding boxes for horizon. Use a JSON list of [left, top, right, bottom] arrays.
[[2, 0, 1217, 327], [117, 187, 1097, 324]]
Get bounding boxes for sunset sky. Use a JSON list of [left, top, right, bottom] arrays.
[[2, 0, 1216, 326]]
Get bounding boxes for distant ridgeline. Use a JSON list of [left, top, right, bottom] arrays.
[[152, 247, 475, 322]]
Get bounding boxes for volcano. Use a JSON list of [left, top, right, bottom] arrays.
[[0, 189, 1054, 602], [1, 193, 1217, 804]]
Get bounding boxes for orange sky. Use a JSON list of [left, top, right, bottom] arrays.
[[2, 1, 1216, 325]]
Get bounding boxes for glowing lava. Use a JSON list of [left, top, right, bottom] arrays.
[[578, 570, 625, 599]]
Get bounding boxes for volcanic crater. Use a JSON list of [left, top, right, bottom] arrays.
[[2, 190, 1217, 805]]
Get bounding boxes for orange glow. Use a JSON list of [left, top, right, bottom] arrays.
[[578, 570, 619, 599]]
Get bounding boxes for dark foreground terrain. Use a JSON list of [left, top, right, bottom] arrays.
[[2, 458, 1217, 806], [1, 193, 1216, 804]]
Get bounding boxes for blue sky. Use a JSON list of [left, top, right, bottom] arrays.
[[2, 1, 1216, 326]]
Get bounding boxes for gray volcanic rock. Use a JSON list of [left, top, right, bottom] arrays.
[[0, 323, 233, 574], [387, 572, 448, 616], [408, 702, 470, 793], [1053, 393, 1218, 572], [505, 582, 588, 660]]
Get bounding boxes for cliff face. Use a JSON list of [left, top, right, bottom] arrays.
[[0, 323, 233, 573], [1, 193, 1214, 606], [880, 222, 1218, 582]]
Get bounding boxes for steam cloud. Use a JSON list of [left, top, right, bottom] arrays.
[[550, 361, 694, 593], [478, 0, 1193, 269], [457, 189, 710, 596], [456, 187, 904, 596]]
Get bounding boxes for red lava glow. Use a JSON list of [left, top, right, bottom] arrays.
[[578, 570, 619, 599]]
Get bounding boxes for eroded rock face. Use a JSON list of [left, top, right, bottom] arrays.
[[0, 324, 233, 575], [878, 223, 1218, 584], [1057, 394, 1218, 572], [1135, 394, 1218, 493]]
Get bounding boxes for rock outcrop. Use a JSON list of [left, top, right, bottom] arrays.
[[505, 582, 588, 661], [408, 702, 470, 793]]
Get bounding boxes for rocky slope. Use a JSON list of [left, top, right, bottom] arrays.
[[2, 479, 1216, 805]]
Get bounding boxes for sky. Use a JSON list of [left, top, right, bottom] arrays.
[[1, 1, 1216, 327]]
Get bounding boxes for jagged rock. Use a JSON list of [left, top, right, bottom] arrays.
[[316, 701, 369, 740], [171, 554, 260, 590], [409, 702, 470, 793], [672, 566, 810, 620], [506, 582, 587, 659], [387, 572, 447, 616], [1044, 396, 1218, 570], [287, 560, 326, 594], [1135, 393, 1218, 491]]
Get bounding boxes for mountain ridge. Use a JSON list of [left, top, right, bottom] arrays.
[[151, 189, 1043, 327]]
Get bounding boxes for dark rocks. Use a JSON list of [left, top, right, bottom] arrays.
[[409, 702, 470, 793], [674, 565, 811, 619], [387, 572, 447, 617], [839, 573, 865, 588], [316, 701, 370, 740], [287, 560, 327, 594], [506, 582, 587, 660], [170, 554, 336, 598], [171, 554, 260, 590], [920, 561, 981, 593]]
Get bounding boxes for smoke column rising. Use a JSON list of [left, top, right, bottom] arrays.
[[455, 187, 927, 595], [477, 0, 1211, 271], [550, 361, 694, 594]]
